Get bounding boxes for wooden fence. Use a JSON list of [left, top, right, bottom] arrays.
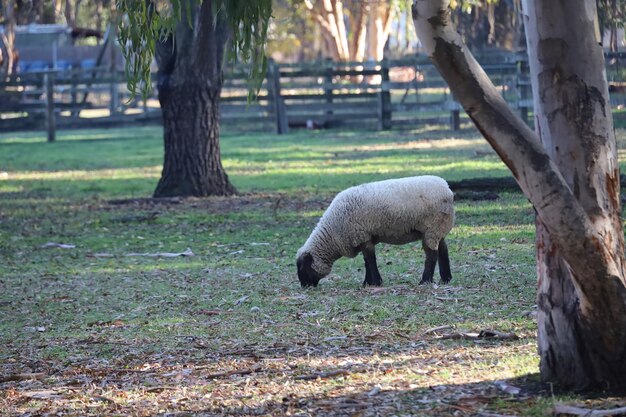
[[1, 52, 625, 140]]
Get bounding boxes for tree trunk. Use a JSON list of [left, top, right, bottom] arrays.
[[64, 0, 73, 27], [0, 0, 16, 79], [523, 0, 626, 390], [412, 0, 626, 392], [366, 2, 395, 62], [305, 0, 350, 61], [349, 4, 367, 62], [152, 0, 236, 197], [154, 83, 235, 197]]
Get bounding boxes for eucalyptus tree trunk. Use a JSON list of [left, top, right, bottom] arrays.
[[412, 0, 626, 391], [523, 0, 626, 389], [0, 0, 16, 79], [153, 0, 236, 197], [365, 1, 394, 63]]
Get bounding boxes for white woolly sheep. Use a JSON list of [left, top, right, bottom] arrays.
[[296, 175, 454, 287]]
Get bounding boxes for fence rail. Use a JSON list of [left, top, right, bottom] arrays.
[[1, 52, 625, 140]]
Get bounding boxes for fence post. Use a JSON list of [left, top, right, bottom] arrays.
[[378, 60, 392, 130], [110, 77, 120, 115], [266, 58, 288, 134], [109, 23, 120, 115], [323, 58, 334, 126], [70, 69, 79, 118], [45, 73, 56, 143], [517, 56, 530, 125], [450, 103, 460, 130]]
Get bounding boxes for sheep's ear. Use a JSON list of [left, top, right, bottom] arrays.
[[297, 252, 313, 272]]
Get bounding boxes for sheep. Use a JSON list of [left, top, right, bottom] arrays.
[[296, 175, 454, 287]]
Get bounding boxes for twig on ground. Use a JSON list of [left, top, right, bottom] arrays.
[[20, 389, 65, 399], [493, 380, 521, 395], [108, 197, 182, 205], [422, 325, 453, 335], [201, 364, 263, 379], [323, 336, 348, 342], [92, 395, 118, 404], [0, 372, 47, 383], [40, 242, 75, 249], [294, 366, 367, 381], [82, 368, 151, 376], [125, 248, 194, 258], [436, 329, 519, 340], [145, 386, 178, 393], [553, 404, 626, 416]]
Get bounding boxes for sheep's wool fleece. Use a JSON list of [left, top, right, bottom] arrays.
[[299, 176, 454, 275]]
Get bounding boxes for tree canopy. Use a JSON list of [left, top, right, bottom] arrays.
[[116, 0, 272, 97]]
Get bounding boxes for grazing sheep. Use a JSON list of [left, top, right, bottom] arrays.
[[296, 175, 454, 287]]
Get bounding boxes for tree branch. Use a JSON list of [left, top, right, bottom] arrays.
[[411, 0, 622, 301], [553, 404, 626, 416]]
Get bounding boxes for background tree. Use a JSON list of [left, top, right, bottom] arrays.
[[302, 0, 398, 62], [365, 0, 395, 62], [413, 0, 626, 391], [450, 0, 523, 51], [0, 0, 16, 79], [117, 0, 271, 197], [597, 0, 626, 51]]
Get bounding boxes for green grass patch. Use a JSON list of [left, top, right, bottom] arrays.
[[1, 125, 625, 416]]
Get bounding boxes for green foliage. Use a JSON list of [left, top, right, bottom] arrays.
[[450, 0, 500, 14], [116, 0, 181, 98], [219, 0, 272, 98], [597, 0, 626, 38], [116, 0, 273, 98]]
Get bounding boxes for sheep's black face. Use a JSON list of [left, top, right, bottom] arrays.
[[297, 252, 323, 288]]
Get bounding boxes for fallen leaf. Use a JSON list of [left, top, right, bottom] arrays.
[[234, 296, 249, 306]]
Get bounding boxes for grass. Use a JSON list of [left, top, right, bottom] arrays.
[[1, 124, 625, 416]]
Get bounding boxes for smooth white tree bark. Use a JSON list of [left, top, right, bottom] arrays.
[[412, 0, 626, 391]]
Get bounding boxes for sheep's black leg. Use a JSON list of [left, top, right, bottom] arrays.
[[419, 246, 438, 284], [438, 239, 452, 283], [362, 243, 383, 286]]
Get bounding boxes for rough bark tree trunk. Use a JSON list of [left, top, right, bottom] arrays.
[[153, 0, 236, 197], [412, 0, 626, 391]]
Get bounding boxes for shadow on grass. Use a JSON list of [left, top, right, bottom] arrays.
[[192, 374, 550, 416], [0, 333, 551, 416]]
